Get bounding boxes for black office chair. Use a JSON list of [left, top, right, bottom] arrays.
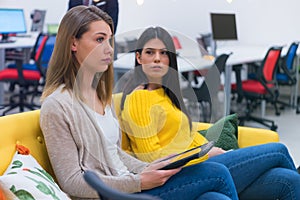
[[83, 170, 160, 200], [182, 53, 231, 122]]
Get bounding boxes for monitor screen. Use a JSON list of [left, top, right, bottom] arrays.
[[210, 13, 238, 40], [0, 8, 27, 40]]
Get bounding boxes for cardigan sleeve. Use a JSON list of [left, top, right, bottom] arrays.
[[40, 95, 145, 198]]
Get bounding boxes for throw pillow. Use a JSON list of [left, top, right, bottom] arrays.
[[0, 180, 18, 200], [199, 113, 239, 150], [0, 145, 70, 200]]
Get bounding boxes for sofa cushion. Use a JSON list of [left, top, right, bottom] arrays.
[[199, 113, 239, 150], [0, 145, 70, 200]]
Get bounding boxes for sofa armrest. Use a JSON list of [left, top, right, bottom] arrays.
[[237, 126, 279, 148], [195, 122, 279, 148], [0, 110, 54, 178]]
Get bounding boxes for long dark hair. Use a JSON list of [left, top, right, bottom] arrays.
[[120, 26, 192, 128]]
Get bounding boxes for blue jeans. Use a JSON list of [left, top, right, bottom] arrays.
[[141, 162, 238, 200], [209, 142, 300, 199]]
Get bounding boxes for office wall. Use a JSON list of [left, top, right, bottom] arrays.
[[1, 0, 299, 46], [118, 0, 300, 46]]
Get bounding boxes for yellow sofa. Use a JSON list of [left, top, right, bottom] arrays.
[[0, 110, 54, 177], [0, 109, 279, 178]]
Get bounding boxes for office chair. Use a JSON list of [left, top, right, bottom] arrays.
[[0, 34, 49, 115], [7, 33, 55, 96], [8, 33, 54, 77], [83, 170, 160, 200], [232, 46, 282, 131], [182, 53, 231, 122], [275, 42, 299, 113]]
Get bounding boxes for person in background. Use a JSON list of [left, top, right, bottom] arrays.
[[68, 0, 119, 60], [118, 26, 300, 200], [68, 0, 118, 33], [40, 5, 239, 200]]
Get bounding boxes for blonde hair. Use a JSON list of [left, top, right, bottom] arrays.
[[41, 5, 114, 106]]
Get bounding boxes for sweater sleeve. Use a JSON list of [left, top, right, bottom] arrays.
[[121, 90, 208, 163], [40, 96, 145, 198], [120, 91, 168, 162]]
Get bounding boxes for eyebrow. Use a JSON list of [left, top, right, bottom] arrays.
[[144, 47, 168, 50], [95, 31, 112, 38]]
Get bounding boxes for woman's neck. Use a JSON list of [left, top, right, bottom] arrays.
[[147, 83, 162, 91], [80, 72, 105, 115]]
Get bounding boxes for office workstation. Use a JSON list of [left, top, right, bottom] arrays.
[[1, 0, 300, 199]]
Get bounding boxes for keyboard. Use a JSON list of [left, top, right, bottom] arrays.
[[0, 39, 15, 44], [16, 34, 32, 38]]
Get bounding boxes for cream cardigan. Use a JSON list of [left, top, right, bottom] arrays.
[[40, 86, 148, 199]]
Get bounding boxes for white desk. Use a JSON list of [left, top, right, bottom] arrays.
[[0, 36, 37, 103], [114, 46, 269, 116], [114, 44, 297, 118]]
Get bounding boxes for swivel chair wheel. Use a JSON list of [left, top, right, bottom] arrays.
[[275, 111, 280, 116], [271, 125, 278, 131]]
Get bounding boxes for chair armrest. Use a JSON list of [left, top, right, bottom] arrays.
[[237, 126, 279, 148]]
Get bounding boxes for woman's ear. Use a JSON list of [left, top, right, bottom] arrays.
[[71, 37, 78, 52], [136, 52, 142, 64]]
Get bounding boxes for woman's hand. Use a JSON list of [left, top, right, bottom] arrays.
[[140, 156, 181, 190], [207, 147, 226, 158]]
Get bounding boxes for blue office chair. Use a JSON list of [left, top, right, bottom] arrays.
[[7, 33, 55, 102], [83, 170, 160, 200], [8, 33, 55, 80], [275, 42, 299, 113]]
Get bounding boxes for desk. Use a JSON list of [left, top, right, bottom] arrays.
[[0, 36, 37, 103], [114, 45, 295, 117]]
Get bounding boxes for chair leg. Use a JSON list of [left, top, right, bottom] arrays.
[[0, 86, 41, 115], [237, 98, 278, 131]]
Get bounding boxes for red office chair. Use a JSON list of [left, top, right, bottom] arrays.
[[232, 46, 282, 131], [0, 34, 49, 115]]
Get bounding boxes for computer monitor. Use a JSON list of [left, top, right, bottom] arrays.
[[0, 8, 27, 42], [210, 13, 238, 40]]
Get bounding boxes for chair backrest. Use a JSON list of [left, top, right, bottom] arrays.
[[31, 33, 51, 78], [34, 34, 49, 63], [83, 170, 160, 200], [283, 42, 299, 71], [40, 35, 55, 68], [260, 46, 282, 83], [214, 53, 231, 73]]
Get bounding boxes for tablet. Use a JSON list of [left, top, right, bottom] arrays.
[[159, 141, 215, 170]]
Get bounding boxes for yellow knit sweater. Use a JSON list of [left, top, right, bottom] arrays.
[[119, 88, 208, 166]]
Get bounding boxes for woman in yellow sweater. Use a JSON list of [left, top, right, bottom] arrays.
[[117, 26, 300, 199]]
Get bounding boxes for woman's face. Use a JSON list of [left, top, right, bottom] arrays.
[[136, 38, 170, 83], [72, 20, 113, 74]]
